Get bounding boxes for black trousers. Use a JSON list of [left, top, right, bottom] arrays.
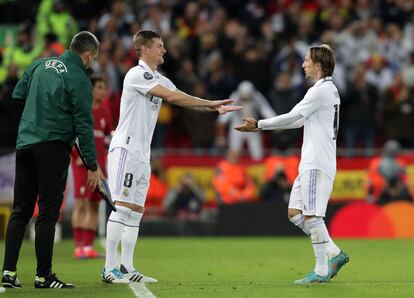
[[2, 141, 70, 277]]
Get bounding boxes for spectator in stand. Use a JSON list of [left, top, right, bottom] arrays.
[[141, 3, 172, 37], [41, 33, 65, 58], [212, 149, 256, 205], [270, 38, 306, 95], [343, 65, 379, 155], [182, 80, 218, 149], [36, 0, 79, 48], [203, 52, 237, 100], [216, 81, 276, 160], [0, 24, 44, 82], [367, 140, 412, 205], [267, 71, 301, 149], [364, 54, 394, 94], [233, 43, 270, 93], [382, 72, 414, 148], [97, 0, 136, 49], [71, 75, 112, 259], [92, 49, 121, 95], [163, 173, 204, 220], [401, 51, 414, 87], [382, 23, 410, 70]]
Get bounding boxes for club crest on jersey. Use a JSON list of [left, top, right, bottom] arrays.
[[122, 189, 129, 197], [144, 72, 153, 80], [45, 59, 67, 74]]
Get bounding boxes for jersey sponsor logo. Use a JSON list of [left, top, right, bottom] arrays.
[[150, 96, 160, 111], [143, 72, 153, 80], [45, 59, 68, 74], [150, 96, 160, 105]]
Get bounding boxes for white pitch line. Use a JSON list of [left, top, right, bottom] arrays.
[[100, 238, 156, 298], [130, 282, 156, 298]]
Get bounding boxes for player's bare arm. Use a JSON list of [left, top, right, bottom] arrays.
[[149, 85, 242, 114]]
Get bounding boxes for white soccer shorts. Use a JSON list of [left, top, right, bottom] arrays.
[[288, 169, 333, 217], [107, 147, 151, 207]]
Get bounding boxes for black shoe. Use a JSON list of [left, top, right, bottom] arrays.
[[34, 273, 74, 289], [2, 271, 22, 288]]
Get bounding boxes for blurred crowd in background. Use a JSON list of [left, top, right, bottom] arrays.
[[1, 0, 414, 153], [1, 0, 414, 217]]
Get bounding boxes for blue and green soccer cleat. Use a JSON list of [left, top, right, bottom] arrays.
[[329, 250, 349, 279], [294, 271, 330, 284]]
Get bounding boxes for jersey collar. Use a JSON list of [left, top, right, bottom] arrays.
[[138, 60, 156, 76], [61, 50, 86, 72], [314, 76, 333, 87]]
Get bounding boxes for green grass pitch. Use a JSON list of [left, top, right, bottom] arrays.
[[1, 237, 414, 297]]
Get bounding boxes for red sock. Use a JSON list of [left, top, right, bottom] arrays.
[[83, 229, 96, 247], [73, 228, 84, 247]]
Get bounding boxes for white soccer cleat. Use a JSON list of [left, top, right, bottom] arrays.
[[120, 265, 158, 283], [101, 268, 130, 284]]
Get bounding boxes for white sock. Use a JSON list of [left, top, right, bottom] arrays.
[[328, 236, 341, 259], [105, 206, 131, 271], [121, 211, 143, 272], [290, 214, 340, 258], [305, 217, 329, 276], [289, 214, 310, 236]]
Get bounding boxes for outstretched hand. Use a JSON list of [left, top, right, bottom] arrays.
[[234, 117, 259, 132], [209, 99, 242, 114], [216, 105, 243, 114]]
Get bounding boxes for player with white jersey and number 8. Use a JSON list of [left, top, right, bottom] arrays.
[[235, 44, 349, 284], [101, 30, 241, 284]]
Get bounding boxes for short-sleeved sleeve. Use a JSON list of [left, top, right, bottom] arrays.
[[292, 88, 324, 119], [162, 76, 176, 91], [129, 70, 160, 95]]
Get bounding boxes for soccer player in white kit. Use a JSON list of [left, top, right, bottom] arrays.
[[101, 30, 241, 284], [216, 81, 276, 160], [235, 44, 349, 284]]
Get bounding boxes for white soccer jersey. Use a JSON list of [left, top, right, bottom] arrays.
[[109, 60, 176, 162], [292, 76, 340, 179]]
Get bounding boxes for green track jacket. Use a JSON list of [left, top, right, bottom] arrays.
[[12, 50, 97, 168]]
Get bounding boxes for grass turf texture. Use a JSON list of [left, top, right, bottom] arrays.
[[1, 237, 414, 297]]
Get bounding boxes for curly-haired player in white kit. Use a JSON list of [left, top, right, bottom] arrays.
[[101, 30, 241, 284], [236, 44, 349, 284]]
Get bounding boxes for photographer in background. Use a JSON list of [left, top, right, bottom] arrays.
[[259, 165, 292, 203], [367, 139, 412, 205], [163, 173, 204, 220]]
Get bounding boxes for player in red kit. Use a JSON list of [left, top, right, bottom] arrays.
[[71, 75, 113, 259]]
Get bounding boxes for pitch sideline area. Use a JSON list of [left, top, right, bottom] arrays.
[[0, 237, 414, 297]]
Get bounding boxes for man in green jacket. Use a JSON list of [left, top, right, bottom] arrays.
[[1, 31, 101, 289]]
